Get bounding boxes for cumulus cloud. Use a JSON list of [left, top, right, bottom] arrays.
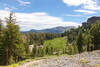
[[0, 10, 81, 31], [63, 0, 100, 10], [74, 9, 96, 14], [63, 0, 83, 6], [17, 0, 31, 6]]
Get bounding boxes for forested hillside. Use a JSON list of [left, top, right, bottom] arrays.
[[62, 16, 100, 51], [23, 33, 61, 45], [0, 13, 100, 67]]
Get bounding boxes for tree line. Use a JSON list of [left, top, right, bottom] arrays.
[[23, 32, 61, 46], [62, 20, 100, 54], [0, 13, 61, 65]]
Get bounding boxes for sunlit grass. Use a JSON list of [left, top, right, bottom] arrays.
[[0, 59, 33, 67], [95, 64, 100, 67], [79, 59, 88, 64], [43, 37, 67, 53]]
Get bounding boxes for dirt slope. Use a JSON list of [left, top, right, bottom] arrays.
[[17, 50, 100, 67]]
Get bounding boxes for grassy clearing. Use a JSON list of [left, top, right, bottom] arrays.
[[43, 37, 67, 51]]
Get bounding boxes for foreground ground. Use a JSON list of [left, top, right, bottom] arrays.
[[17, 50, 100, 67]]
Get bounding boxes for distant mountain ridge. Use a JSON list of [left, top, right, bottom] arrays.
[[22, 26, 75, 33]]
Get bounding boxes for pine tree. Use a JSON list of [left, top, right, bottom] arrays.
[[90, 21, 100, 50], [85, 33, 93, 51], [0, 19, 6, 65], [4, 12, 26, 64], [32, 44, 37, 57], [76, 29, 84, 53]]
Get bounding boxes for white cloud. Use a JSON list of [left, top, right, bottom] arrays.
[[0, 10, 81, 31], [63, 0, 100, 10], [3, 7, 17, 11], [17, 0, 31, 6], [0, 10, 10, 20], [3, 3, 18, 11], [4, 7, 11, 11], [63, 0, 83, 6], [65, 14, 82, 17], [74, 9, 96, 14]]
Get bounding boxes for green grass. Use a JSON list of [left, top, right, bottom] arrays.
[[43, 37, 67, 51], [0, 59, 33, 67]]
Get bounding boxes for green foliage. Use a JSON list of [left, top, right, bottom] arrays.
[[43, 37, 67, 55], [24, 33, 60, 45], [62, 20, 100, 53], [0, 13, 29, 65], [0, 19, 6, 65], [32, 45, 37, 57], [1, 12, 100, 66], [66, 43, 78, 55], [63, 28, 80, 43], [4, 13, 27, 64], [37, 47, 45, 57], [84, 33, 93, 51], [90, 22, 100, 50], [76, 30, 85, 53], [32, 44, 45, 58]]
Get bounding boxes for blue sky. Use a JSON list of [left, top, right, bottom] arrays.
[[0, 0, 100, 31]]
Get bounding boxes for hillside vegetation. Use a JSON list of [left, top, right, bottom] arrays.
[[43, 37, 67, 54], [0, 13, 100, 67]]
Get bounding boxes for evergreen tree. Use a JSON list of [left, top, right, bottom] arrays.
[[45, 46, 49, 55], [76, 29, 84, 53], [84, 33, 93, 51], [4, 13, 26, 64], [90, 22, 100, 50], [32, 44, 37, 57], [0, 19, 6, 65]]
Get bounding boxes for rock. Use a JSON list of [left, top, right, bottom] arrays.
[[82, 16, 100, 27], [87, 16, 100, 24], [18, 50, 100, 67]]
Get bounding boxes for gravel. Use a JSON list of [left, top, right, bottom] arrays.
[[17, 50, 100, 67]]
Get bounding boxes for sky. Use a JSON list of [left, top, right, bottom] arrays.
[[0, 0, 100, 31]]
